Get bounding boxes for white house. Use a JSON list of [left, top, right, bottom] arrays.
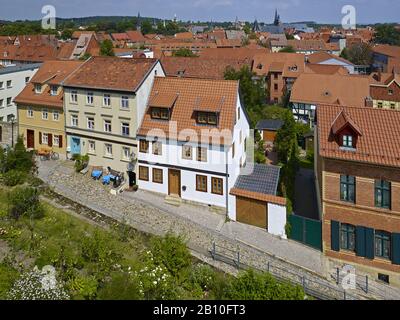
[[137, 77, 287, 237], [0, 63, 41, 122]]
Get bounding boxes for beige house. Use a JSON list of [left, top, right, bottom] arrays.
[[15, 60, 84, 156], [63, 56, 165, 176]]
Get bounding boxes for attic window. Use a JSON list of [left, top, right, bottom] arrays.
[[388, 89, 393, 95], [197, 112, 217, 125], [151, 107, 169, 120], [324, 91, 330, 97], [257, 63, 263, 69], [342, 135, 353, 148], [288, 65, 298, 72], [35, 84, 42, 94]]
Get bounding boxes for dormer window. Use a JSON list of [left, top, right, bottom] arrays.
[[151, 107, 169, 120], [342, 135, 353, 148], [388, 89, 393, 95], [50, 85, 58, 96], [35, 84, 42, 94], [197, 112, 217, 125]]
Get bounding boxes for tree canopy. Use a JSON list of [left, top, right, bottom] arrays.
[[100, 39, 115, 56], [374, 24, 400, 46], [172, 48, 197, 57], [340, 43, 373, 66]]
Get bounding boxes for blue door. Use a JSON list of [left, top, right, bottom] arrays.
[[70, 137, 81, 155]]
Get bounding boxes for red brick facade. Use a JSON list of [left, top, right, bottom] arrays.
[[370, 80, 400, 103], [267, 72, 285, 103], [322, 158, 400, 274]]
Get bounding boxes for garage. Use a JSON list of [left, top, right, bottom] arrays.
[[230, 163, 288, 237], [236, 196, 267, 229]]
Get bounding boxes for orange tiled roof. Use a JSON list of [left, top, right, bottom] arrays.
[[126, 30, 145, 42], [290, 73, 370, 106], [372, 44, 400, 59], [14, 60, 84, 108], [160, 56, 250, 80], [252, 52, 305, 78], [137, 77, 239, 145], [307, 51, 353, 65], [200, 47, 268, 62], [317, 104, 400, 167], [63, 56, 159, 92], [305, 63, 349, 75]]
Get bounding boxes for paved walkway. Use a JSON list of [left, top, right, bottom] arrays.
[[37, 159, 400, 300], [294, 168, 319, 220]]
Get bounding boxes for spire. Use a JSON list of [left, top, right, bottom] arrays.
[[137, 12, 141, 31], [274, 9, 281, 26]]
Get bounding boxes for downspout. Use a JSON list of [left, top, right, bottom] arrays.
[[225, 145, 229, 219]]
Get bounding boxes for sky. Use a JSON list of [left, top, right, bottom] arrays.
[[1, 0, 398, 24]]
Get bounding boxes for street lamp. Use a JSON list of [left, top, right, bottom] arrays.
[[10, 114, 15, 148]]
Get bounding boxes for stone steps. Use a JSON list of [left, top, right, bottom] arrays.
[[164, 195, 182, 206]]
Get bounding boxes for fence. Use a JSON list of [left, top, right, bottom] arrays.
[[210, 241, 359, 300], [288, 214, 322, 251]]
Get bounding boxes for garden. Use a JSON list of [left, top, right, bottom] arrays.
[[0, 137, 306, 300]]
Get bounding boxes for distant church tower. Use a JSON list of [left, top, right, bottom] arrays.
[[273, 9, 281, 26], [137, 12, 141, 31], [252, 19, 261, 32]]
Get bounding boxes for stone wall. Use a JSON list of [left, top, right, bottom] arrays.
[[0, 121, 18, 147]]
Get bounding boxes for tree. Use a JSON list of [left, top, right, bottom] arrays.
[[172, 48, 197, 57], [224, 65, 266, 125], [375, 24, 400, 46], [275, 112, 298, 165], [141, 20, 153, 35], [279, 45, 296, 53], [342, 43, 373, 65], [59, 29, 73, 40], [100, 39, 115, 56]]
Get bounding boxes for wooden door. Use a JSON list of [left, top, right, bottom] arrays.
[[236, 196, 267, 229], [168, 169, 181, 196], [27, 130, 35, 149]]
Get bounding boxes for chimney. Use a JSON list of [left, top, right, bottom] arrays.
[[365, 96, 373, 108], [377, 69, 382, 82]]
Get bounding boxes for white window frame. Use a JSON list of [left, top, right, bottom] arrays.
[[70, 90, 78, 103], [88, 140, 96, 153], [42, 109, 49, 120], [53, 111, 59, 121], [53, 135, 60, 147], [27, 107, 33, 118], [0, 99, 3, 108], [104, 143, 113, 157], [104, 119, 112, 133], [121, 122, 130, 136], [42, 133, 49, 145], [0, 81, 3, 90], [122, 146, 130, 160], [6, 97, 12, 106], [343, 135, 353, 148], [6, 80, 12, 88], [87, 117, 95, 130], [35, 84, 42, 94], [103, 94, 111, 107], [121, 96, 129, 109], [50, 85, 58, 96], [87, 92, 94, 105], [71, 114, 78, 127]]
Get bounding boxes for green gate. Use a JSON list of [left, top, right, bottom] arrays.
[[288, 214, 322, 251]]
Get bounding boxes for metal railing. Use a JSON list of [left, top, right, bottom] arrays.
[[210, 241, 359, 300]]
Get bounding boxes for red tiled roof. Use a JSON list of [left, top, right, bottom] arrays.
[[14, 60, 84, 108], [317, 104, 400, 167], [230, 188, 287, 205], [137, 77, 239, 145], [63, 56, 158, 92]]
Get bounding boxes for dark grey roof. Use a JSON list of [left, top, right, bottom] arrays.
[[0, 63, 42, 75], [233, 163, 280, 196], [256, 119, 284, 131], [260, 25, 285, 34]]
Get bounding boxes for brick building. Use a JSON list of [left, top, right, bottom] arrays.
[[315, 105, 400, 286]]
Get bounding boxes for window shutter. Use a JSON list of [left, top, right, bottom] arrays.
[[331, 220, 340, 252], [48, 133, 53, 147], [365, 227, 375, 260], [392, 233, 400, 265], [39, 132, 42, 144], [356, 226, 366, 257], [59, 135, 63, 148]]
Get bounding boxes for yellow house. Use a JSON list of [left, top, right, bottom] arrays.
[[14, 60, 83, 157]]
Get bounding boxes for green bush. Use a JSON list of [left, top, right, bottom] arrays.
[[224, 269, 304, 300], [97, 272, 141, 300], [68, 275, 98, 300], [73, 154, 89, 173], [0, 261, 19, 299], [3, 169, 26, 186], [8, 186, 44, 219], [150, 233, 191, 278], [80, 230, 122, 275]]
